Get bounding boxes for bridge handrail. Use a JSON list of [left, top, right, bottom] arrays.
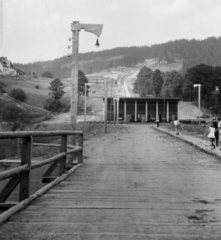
[[0, 130, 83, 211], [0, 130, 83, 138]]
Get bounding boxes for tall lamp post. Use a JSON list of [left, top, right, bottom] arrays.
[[193, 84, 201, 123], [70, 21, 103, 140], [84, 83, 92, 124], [103, 74, 118, 133]]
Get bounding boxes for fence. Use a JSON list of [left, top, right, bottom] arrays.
[[0, 130, 83, 222]]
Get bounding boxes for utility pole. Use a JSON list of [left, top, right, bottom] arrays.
[[103, 74, 117, 132], [193, 84, 201, 124], [70, 21, 103, 141], [84, 83, 92, 124], [70, 21, 79, 137], [104, 78, 108, 133]]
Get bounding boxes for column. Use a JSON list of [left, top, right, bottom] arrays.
[[135, 101, 137, 122], [156, 101, 158, 119], [124, 100, 127, 122], [113, 99, 116, 122], [103, 99, 105, 121], [117, 99, 119, 125], [177, 101, 179, 120], [167, 101, 169, 122], [145, 101, 148, 122]]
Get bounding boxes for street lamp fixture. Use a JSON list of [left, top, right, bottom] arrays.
[[70, 21, 103, 142]]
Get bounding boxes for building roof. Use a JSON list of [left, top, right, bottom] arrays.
[[107, 97, 180, 104]]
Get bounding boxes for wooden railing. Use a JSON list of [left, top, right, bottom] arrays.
[[0, 130, 83, 213]]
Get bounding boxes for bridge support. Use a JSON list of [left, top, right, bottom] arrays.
[[156, 101, 158, 120], [145, 101, 148, 122], [124, 100, 127, 122], [167, 101, 169, 122]]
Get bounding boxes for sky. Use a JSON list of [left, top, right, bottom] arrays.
[[1, 0, 221, 64]]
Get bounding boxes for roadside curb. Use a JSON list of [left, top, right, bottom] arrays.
[[153, 126, 221, 160]]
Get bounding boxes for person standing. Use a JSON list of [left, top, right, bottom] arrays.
[[208, 121, 216, 150], [218, 118, 221, 150], [174, 118, 180, 135], [156, 118, 160, 128], [212, 117, 219, 147]]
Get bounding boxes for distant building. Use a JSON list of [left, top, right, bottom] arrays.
[[0, 57, 17, 76], [107, 97, 180, 123]]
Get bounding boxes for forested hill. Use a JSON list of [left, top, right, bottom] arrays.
[[14, 36, 221, 79]]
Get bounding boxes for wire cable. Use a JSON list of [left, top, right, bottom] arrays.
[[44, 0, 65, 53], [56, 0, 68, 36]]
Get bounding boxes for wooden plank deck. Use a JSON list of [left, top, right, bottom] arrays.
[[1, 125, 221, 239]]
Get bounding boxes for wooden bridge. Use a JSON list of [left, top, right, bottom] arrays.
[[1, 125, 221, 239]]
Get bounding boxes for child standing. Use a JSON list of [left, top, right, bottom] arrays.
[[208, 122, 216, 150]]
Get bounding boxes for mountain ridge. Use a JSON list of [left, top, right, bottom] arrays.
[[14, 36, 221, 79]]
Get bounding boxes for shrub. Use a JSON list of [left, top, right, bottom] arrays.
[[9, 88, 27, 102], [44, 99, 62, 112], [42, 71, 53, 78], [36, 85, 39, 89], [2, 104, 32, 131]]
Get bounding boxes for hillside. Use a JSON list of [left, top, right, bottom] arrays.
[[13, 37, 221, 79]]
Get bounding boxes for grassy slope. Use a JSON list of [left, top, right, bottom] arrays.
[[0, 62, 209, 121]]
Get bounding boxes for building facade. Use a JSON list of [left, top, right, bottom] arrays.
[[107, 97, 180, 123], [0, 57, 17, 76]]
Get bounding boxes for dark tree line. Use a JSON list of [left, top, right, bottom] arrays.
[[134, 64, 221, 115], [14, 37, 221, 78]]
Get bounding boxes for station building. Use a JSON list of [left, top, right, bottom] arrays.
[[106, 97, 180, 123]]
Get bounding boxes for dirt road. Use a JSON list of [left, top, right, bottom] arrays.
[[1, 124, 221, 239]]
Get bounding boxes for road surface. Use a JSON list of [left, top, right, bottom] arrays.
[[1, 125, 221, 239]]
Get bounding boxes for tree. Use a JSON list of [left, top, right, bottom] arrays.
[[42, 71, 54, 78], [151, 69, 163, 97], [162, 71, 184, 97], [49, 78, 65, 101], [183, 64, 216, 107], [133, 67, 153, 97], [44, 78, 65, 112], [9, 88, 27, 102], [2, 104, 32, 131], [78, 70, 89, 96]]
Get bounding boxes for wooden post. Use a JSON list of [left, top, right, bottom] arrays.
[[113, 100, 116, 123], [19, 136, 32, 202], [110, 79, 113, 121], [78, 134, 83, 163], [167, 101, 169, 122], [156, 101, 158, 120], [59, 135, 67, 175], [145, 101, 148, 122], [104, 78, 108, 133], [124, 100, 127, 122], [116, 98, 119, 126], [70, 21, 79, 144]]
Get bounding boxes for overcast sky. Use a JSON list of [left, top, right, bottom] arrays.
[[1, 0, 221, 64]]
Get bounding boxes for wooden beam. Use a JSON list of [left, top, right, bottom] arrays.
[[78, 135, 83, 164], [0, 164, 82, 225], [42, 160, 59, 182], [0, 175, 20, 202], [0, 203, 16, 211], [0, 131, 83, 139], [59, 135, 67, 175], [41, 177, 56, 183], [0, 164, 28, 181], [31, 153, 66, 170], [19, 136, 32, 202]]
